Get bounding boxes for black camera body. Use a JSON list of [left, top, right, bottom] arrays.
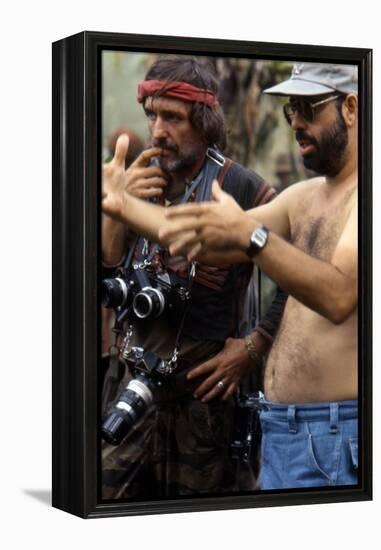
[[102, 346, 169, 446], [102, 263, 189, 321], [101, 253, 192, 446]]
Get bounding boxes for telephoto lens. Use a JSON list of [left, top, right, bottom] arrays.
[[102, 377, 154, 445]]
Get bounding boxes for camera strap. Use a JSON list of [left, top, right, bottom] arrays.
[[161, 260, 197, 374], [101, 329, 124, 415], [122, 150, 225, 374], [125, 234, 140, 269], [161, 150, 225, 371]]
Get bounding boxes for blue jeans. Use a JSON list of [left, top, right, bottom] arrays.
[[259, 398, 358, 490]]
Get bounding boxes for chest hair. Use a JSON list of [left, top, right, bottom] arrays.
[[291, 188, 355, 262]]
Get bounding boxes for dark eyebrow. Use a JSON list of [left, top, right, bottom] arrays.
[[144, 105, 185, 119], [161, 109, 184, 118]]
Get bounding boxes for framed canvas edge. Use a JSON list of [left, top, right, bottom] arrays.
[[52, 31, 373, 519]]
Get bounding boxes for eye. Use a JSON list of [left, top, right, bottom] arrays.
[[165, 113, 181, 123], [145, 110, 156, 121]]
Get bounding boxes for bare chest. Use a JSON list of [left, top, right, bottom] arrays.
[[290, 189, 354, 261]]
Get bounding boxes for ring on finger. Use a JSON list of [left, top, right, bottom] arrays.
[[216, 380, 225, 391]]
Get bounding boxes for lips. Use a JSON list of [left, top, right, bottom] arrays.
[[153, 140, 177, 151], [298, 139, 316, 156], [160, 149, 178, 161]]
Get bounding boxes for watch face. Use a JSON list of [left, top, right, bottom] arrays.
[[248, 226, 268, 256], [252, 227, 268, 248]]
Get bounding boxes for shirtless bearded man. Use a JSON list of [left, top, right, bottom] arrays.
[[160, 62, 359, 490]]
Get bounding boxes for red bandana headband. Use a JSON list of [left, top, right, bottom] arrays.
[[137, 80, 219, 107]]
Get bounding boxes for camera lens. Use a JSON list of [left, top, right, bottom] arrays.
[[102, 378, 153, 445], [101, 277, 129, 308], [133, 287, 165, 319]]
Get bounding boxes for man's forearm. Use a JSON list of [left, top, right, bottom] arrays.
[[102, 191, 168, 265], [102, 214, 128, 266], [247, 226, 357, 324], [198, 217, 356, 323], [113, 192, 168, 244], [256, 286, 287, 342]]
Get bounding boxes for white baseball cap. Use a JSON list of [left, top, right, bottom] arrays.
[[264, 62, 358, 96]]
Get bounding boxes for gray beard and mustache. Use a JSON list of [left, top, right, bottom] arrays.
[[297, 111, 349, 178], [152, 138, 204, 175]]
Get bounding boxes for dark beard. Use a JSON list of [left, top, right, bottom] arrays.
[[297, 111, 348, 177]]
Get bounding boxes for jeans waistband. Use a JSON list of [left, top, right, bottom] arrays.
[[259, 397, 357, 426]]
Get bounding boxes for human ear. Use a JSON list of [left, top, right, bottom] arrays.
[[342, 94, 358, 128]]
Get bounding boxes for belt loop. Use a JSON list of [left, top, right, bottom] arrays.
[[287, 405, 297, 433], [329, 403, 339, 434]]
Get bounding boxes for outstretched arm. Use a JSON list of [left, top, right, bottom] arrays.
[[253, 200, 357, 324], [161, 181, 357, 323], [159, 179, 292, 263]]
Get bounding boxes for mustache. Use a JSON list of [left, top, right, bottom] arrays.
[[295, 130, 318, 147], [152, 139, 178, 152]]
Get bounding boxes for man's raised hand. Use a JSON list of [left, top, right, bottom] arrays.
[[124, 141, 168, 199], [159, 180, 253, 259], [102, 134, 167, 221]]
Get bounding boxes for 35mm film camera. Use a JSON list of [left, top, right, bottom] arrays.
[[101, 258, 193, 445], [102, 346, 169, 445], [102, 263, 189, 321]]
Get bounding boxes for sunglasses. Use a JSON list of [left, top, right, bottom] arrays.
[[283, 95, 341, 125]]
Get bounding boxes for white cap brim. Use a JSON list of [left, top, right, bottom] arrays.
[[264, 78, 336, 97]]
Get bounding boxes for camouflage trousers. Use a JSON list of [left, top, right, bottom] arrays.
[[102, 388, 237, 500]]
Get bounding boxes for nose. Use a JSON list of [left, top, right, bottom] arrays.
[[151, 116, 168, 140], [290, 111, 307, 131]]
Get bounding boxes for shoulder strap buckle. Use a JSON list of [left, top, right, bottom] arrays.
[[206, 147, 225, 167]]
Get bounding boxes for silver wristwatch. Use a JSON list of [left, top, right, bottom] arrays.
[[246, 226, 269, 257]]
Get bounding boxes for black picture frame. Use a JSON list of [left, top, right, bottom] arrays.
[[52, 31, 372, 519]]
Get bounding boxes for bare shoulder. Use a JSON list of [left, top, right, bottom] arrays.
[[345, 188, 358, 225], [277, 176, 324, 208], [290, 176, 324, 195], [247, 178, 326, 239]]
